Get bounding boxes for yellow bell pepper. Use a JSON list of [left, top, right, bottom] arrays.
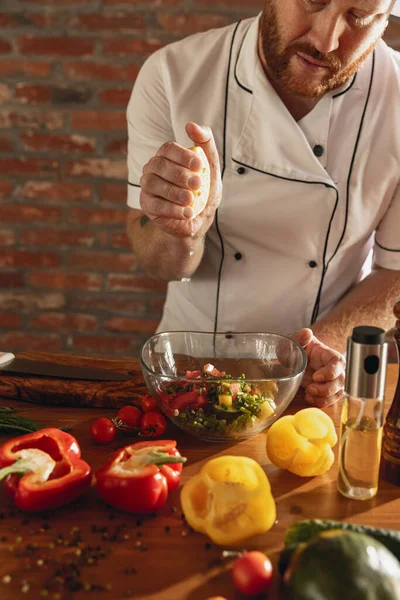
[[266, 407, 338, 477], [181, 456, 276, 546]]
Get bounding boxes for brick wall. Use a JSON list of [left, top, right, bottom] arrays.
[[0, 2, 399, 357]]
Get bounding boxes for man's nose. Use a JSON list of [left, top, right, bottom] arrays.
[[308, 12, 345, 54]]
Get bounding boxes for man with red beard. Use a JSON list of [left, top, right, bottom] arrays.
[[125, 0, 400, 407]]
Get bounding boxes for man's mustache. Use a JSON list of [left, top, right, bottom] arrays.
[[286, 42, 342, 71]]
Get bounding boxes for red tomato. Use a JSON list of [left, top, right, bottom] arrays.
[[90, 418, 116, 444], [116, 405, 143, 428], [141, 395, 159, 414], [232, 551, 273, 596], [141, 412, 167, 438]]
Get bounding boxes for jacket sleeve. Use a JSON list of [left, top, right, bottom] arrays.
[[126, 49, 174, 209], [374, 181, 400, 269]]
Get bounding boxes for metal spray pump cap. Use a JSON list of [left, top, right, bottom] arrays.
[[345, 326, 388, 399]]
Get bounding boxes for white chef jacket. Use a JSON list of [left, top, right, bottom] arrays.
[[127, 15, 400, 335]]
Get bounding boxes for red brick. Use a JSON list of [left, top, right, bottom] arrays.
[[0, 181, 14, 199], [68, 13, 145, 32], [30, 312, 97, 332], [104, 0, 180, 4], [0, 230, 15, 246], [64, 62, 139, 82], [0, 158, 59, 176], [0, 39, 12, 53], [20, 181, 92, 203], [72, 334, 133, 353], [0, 109, 64, 130], [0, 84, 11, 103], [29, 271, 103, 291], [99, 183, 127, 205], [102, 38, 163, 56], [0, 312, 22, 329], [20, 132, 95, 154], [151, 296, 167, 314], [104, 138, 127, 155], [107, 274, 167, 292], [69, 294, 146, 315], [0, 12, 57, 28], [0, 61, 51, 78], [0, 291, 65, 311], [20, 229, 96, 248], [68, 207, 127, 226], [195, 0, 261, 5], [70, 111, 126, 131], [16, 83, 93, 105], [0, 332, 62, 352], [0, 204, 62, 223], [99, 88, 132, 106], [0, 134, 13, 152], [64, 158, 127, 179], [19, 36, 94, 57], [0, 250, 60, 268], [21, 0, 94, 4], [157, 13, 233, 34], [0, 14, 13, 26], [16, 83, 51, 104], [109, 231, 131, 249], [105, 316, 158, 334], [66, 251, 136, 271], [0, 272, 25, 288]]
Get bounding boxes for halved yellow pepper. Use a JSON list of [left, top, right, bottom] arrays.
[[266, 407, 338, 477], [181, 456, 276, 546]]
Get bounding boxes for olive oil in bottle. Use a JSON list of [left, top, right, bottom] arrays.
[[337, 326, 388, 500], [381, 301, 400, 486]]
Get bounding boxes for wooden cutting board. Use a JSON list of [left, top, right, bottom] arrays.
[[0, 351, 148, 408]]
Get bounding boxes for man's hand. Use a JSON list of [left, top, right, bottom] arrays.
[[292, 328, 346, 408], [139, 122, 222, 238]]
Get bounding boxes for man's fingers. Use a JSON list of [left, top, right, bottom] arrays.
[[139, 191, 192, 220], [305, 372, 345, 399], [312, 354, 346, 382], [156, 141, 203, 171], [143, 157, 201, 195], [305, 389, 343, 408], [140, 173, 195, 207], [185, 122, 222, 193]]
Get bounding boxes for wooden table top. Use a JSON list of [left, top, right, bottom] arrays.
[[0, 353, 399, 600]]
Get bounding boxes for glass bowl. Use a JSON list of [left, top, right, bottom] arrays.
[[140, 331, 307, 442]]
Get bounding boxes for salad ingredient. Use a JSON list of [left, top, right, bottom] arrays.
[[0, 428, 92, 511], [116, 405, 143, 429], [232, 551, 273, 596], [90, 417, 117, 444], [266, 407, 337, 477], [284, 518, 400, 562], [159, 364, 277, 438], [95, 439, 186, 513], [188, 146, 210, 217], [141, 395, 159, 414], [181, 455, 276, 545], [284, 530, 400, 600], [141, 412, 167, 438], [0, 405, 66, 435]]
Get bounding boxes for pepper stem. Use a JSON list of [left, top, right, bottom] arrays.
[[0, 459, 32, 482], [145, 451, 187, 467]]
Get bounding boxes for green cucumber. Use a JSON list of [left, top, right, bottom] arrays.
[[284, 519, 400, 562]]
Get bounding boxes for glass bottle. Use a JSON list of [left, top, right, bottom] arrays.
[[381, 300, 400, 486], [337, 326, 388, 500]]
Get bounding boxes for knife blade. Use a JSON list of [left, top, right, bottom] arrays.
[[0, 352, 134, 381]]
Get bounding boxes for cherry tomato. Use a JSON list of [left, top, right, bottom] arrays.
[[90, 417, 116, 444], [232, 551, 273, 596], [141, 412, 167, 438], [141, 394, 159, 414], [116, 405, 143, 428]]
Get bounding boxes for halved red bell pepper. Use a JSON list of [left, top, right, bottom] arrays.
[[95, 439, 186, 514], [0, 428, 92, 512]]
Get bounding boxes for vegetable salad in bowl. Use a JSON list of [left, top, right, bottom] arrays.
[[140, 332, 306, 441]]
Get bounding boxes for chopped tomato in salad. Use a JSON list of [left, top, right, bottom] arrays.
[[158, 364, 277, 437]]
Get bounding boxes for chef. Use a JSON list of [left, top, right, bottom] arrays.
[[125, 0, 400, 406]]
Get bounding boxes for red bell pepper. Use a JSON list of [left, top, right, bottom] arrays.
[[95, 439, 186, 514], [0, 428, 92, 512]]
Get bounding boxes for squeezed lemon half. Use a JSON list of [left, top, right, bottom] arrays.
[[188, 146, 210, 217]]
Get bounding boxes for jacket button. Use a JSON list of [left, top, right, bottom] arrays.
[[235, 252, 243, 261], [313, 144, 324, 157], [237, 167, 246, 175], [309, 260, 318, 268], [225, 332, 233, 339]]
